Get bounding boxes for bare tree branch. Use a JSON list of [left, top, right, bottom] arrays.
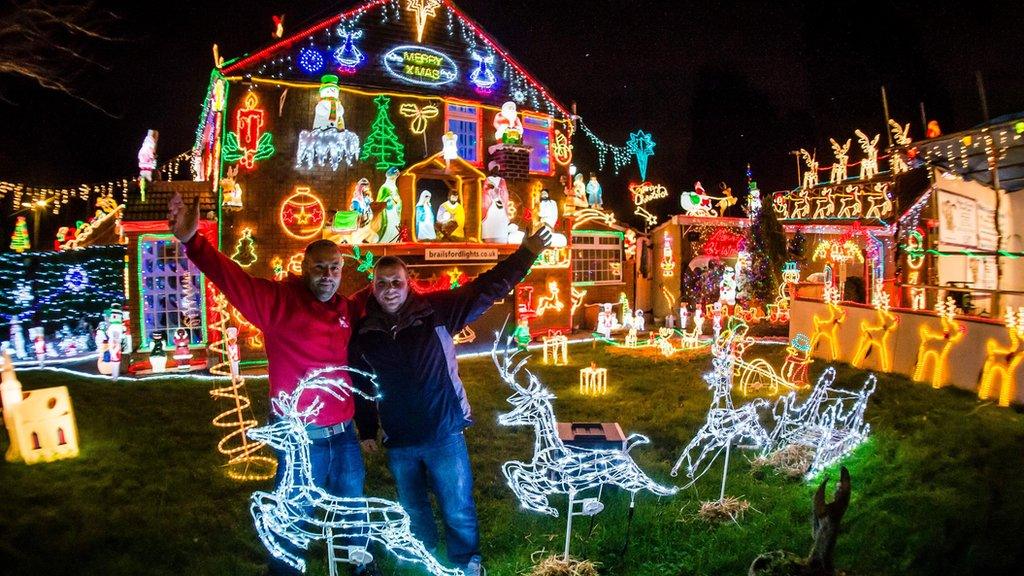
[[0, 0, 122, 116]]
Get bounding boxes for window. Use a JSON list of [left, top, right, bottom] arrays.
[[572, 231, 624, 285], [522, 114, 553, 175], [138, 235, 206, 348], [445, 102, 482, 165]]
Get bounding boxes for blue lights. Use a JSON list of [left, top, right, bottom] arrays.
[[297, 47, 326, 75]]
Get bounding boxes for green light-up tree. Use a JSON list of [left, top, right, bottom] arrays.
[[361, 95, 405, 170]]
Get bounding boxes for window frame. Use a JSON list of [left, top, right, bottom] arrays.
[[571, 229, 625, 286], [443, 99, 483, 167], [137, 234, 207, 349], [522, 112, 555, 176]]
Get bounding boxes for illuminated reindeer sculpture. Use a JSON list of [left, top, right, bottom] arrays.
[[247, 367, 462, 576], [671, 342, 771, 501], [492, 336, 677, 560]]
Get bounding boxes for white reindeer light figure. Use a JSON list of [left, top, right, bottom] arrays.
[[800, 149, 819, 189], [855, 130, 880, 180], [764, 367, 875, 478], [829, 138, 851, 183], [671, 345, 771, 502], [492, 336, 677, 560], [247, 367, 462, 576]]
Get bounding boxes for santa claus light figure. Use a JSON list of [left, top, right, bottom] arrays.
[[493, 101, 524, 144]]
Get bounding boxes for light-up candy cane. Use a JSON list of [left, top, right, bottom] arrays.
[[247, 366, 462, 576], [492, 334, 677, 560]]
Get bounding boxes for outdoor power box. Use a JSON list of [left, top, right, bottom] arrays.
[[557, 422, 626, 451]]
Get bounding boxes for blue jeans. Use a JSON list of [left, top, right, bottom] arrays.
[[267, 421, 366, 576], [386, 432, 481, 567]]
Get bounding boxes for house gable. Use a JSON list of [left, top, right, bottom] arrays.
[[221, 0, 570, 118]]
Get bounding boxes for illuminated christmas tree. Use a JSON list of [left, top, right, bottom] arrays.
[[231, 228, 257, 267], [745, 187, 786, 301], [361, 95, 405, 170], [10, 216, 30, 253]]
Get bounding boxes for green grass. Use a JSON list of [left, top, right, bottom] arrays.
[[1, 342, 1023, 575]]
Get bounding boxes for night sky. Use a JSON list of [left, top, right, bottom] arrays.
[[1, 0, 1022, 242]]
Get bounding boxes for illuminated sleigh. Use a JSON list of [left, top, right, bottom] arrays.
[[763, 367, 875, 477]]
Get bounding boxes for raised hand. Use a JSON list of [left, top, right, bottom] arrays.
[[523, 224, 553, 254], [167, 192, 199, 243]]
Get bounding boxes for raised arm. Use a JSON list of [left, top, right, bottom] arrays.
[[168, 193, 281, 329], [432, 226, 552, 333]]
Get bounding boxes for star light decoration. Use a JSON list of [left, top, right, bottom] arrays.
[[763, 367, 875, 478], [671, 342, 771, 501], [492, 335, 677, 560], [247, 366, 463, 576], [406, 0, 443, 43], [626, 130, 656, 181], [629, 181, 668, 228]]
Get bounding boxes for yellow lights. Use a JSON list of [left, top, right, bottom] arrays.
[[829, 138, 851, 183], [552, 129, 572, 165], [800, 149, 819, 189], [207, 291, 276, 481], [533, 247, 570, 269], [978, 308, 1024, 407], [271, 256, 287, 280], [534, 279, 564, 317], [398, 102, 439, 135], [888, 120, 912, 174], [406, 0, 443, 43], [624, 328, 639, 348], [453, 325, 476, 345], [542, 333, 568, 365], [570, 287, 587, 319], [660, 233, 675, 277], [851, 282, 897, 372], [279, 187, 326, 239], [810, 288, 845, 361], [570, 207, 617, 229], [854, 130, 880, 180], [913, 298, 964, 389], [579, 362, 608, 396], [630, 181, 668, 227], [905, 229, 926, 310], [812, 239, 864, 265]]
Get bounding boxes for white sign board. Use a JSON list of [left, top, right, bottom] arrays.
[[976, 205, 1008, 251], [937, 191, 978, 247], [424, 248, 499, 261]]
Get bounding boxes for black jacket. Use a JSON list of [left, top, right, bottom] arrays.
[[351, 245, 538, 447]]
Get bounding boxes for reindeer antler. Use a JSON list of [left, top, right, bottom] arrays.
[[491, 325, 531, 396], [283, 365, 382, 420]]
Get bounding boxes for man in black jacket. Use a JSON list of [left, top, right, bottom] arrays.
[[352, 226, 551, 576]]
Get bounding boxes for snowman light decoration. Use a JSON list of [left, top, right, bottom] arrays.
[[719, 267, 738, 307]]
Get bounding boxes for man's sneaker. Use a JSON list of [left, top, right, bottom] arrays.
[[463, 555, 485, 576], [352, 560, 383, 576]]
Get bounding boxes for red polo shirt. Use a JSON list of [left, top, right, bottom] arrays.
[[184, 233, 363, 426]]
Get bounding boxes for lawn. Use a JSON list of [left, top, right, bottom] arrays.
[[2, 342, 1023, 575]]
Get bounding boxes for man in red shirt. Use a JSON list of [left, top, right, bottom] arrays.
[[167, 193, 377, 576]]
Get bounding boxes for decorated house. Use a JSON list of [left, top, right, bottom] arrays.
[[112, 0, 649, 360]]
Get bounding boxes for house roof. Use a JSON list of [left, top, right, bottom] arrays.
[[903, 113, 1024, 192], [219, 0, 571, 118], [122, 181, 217, 222]]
